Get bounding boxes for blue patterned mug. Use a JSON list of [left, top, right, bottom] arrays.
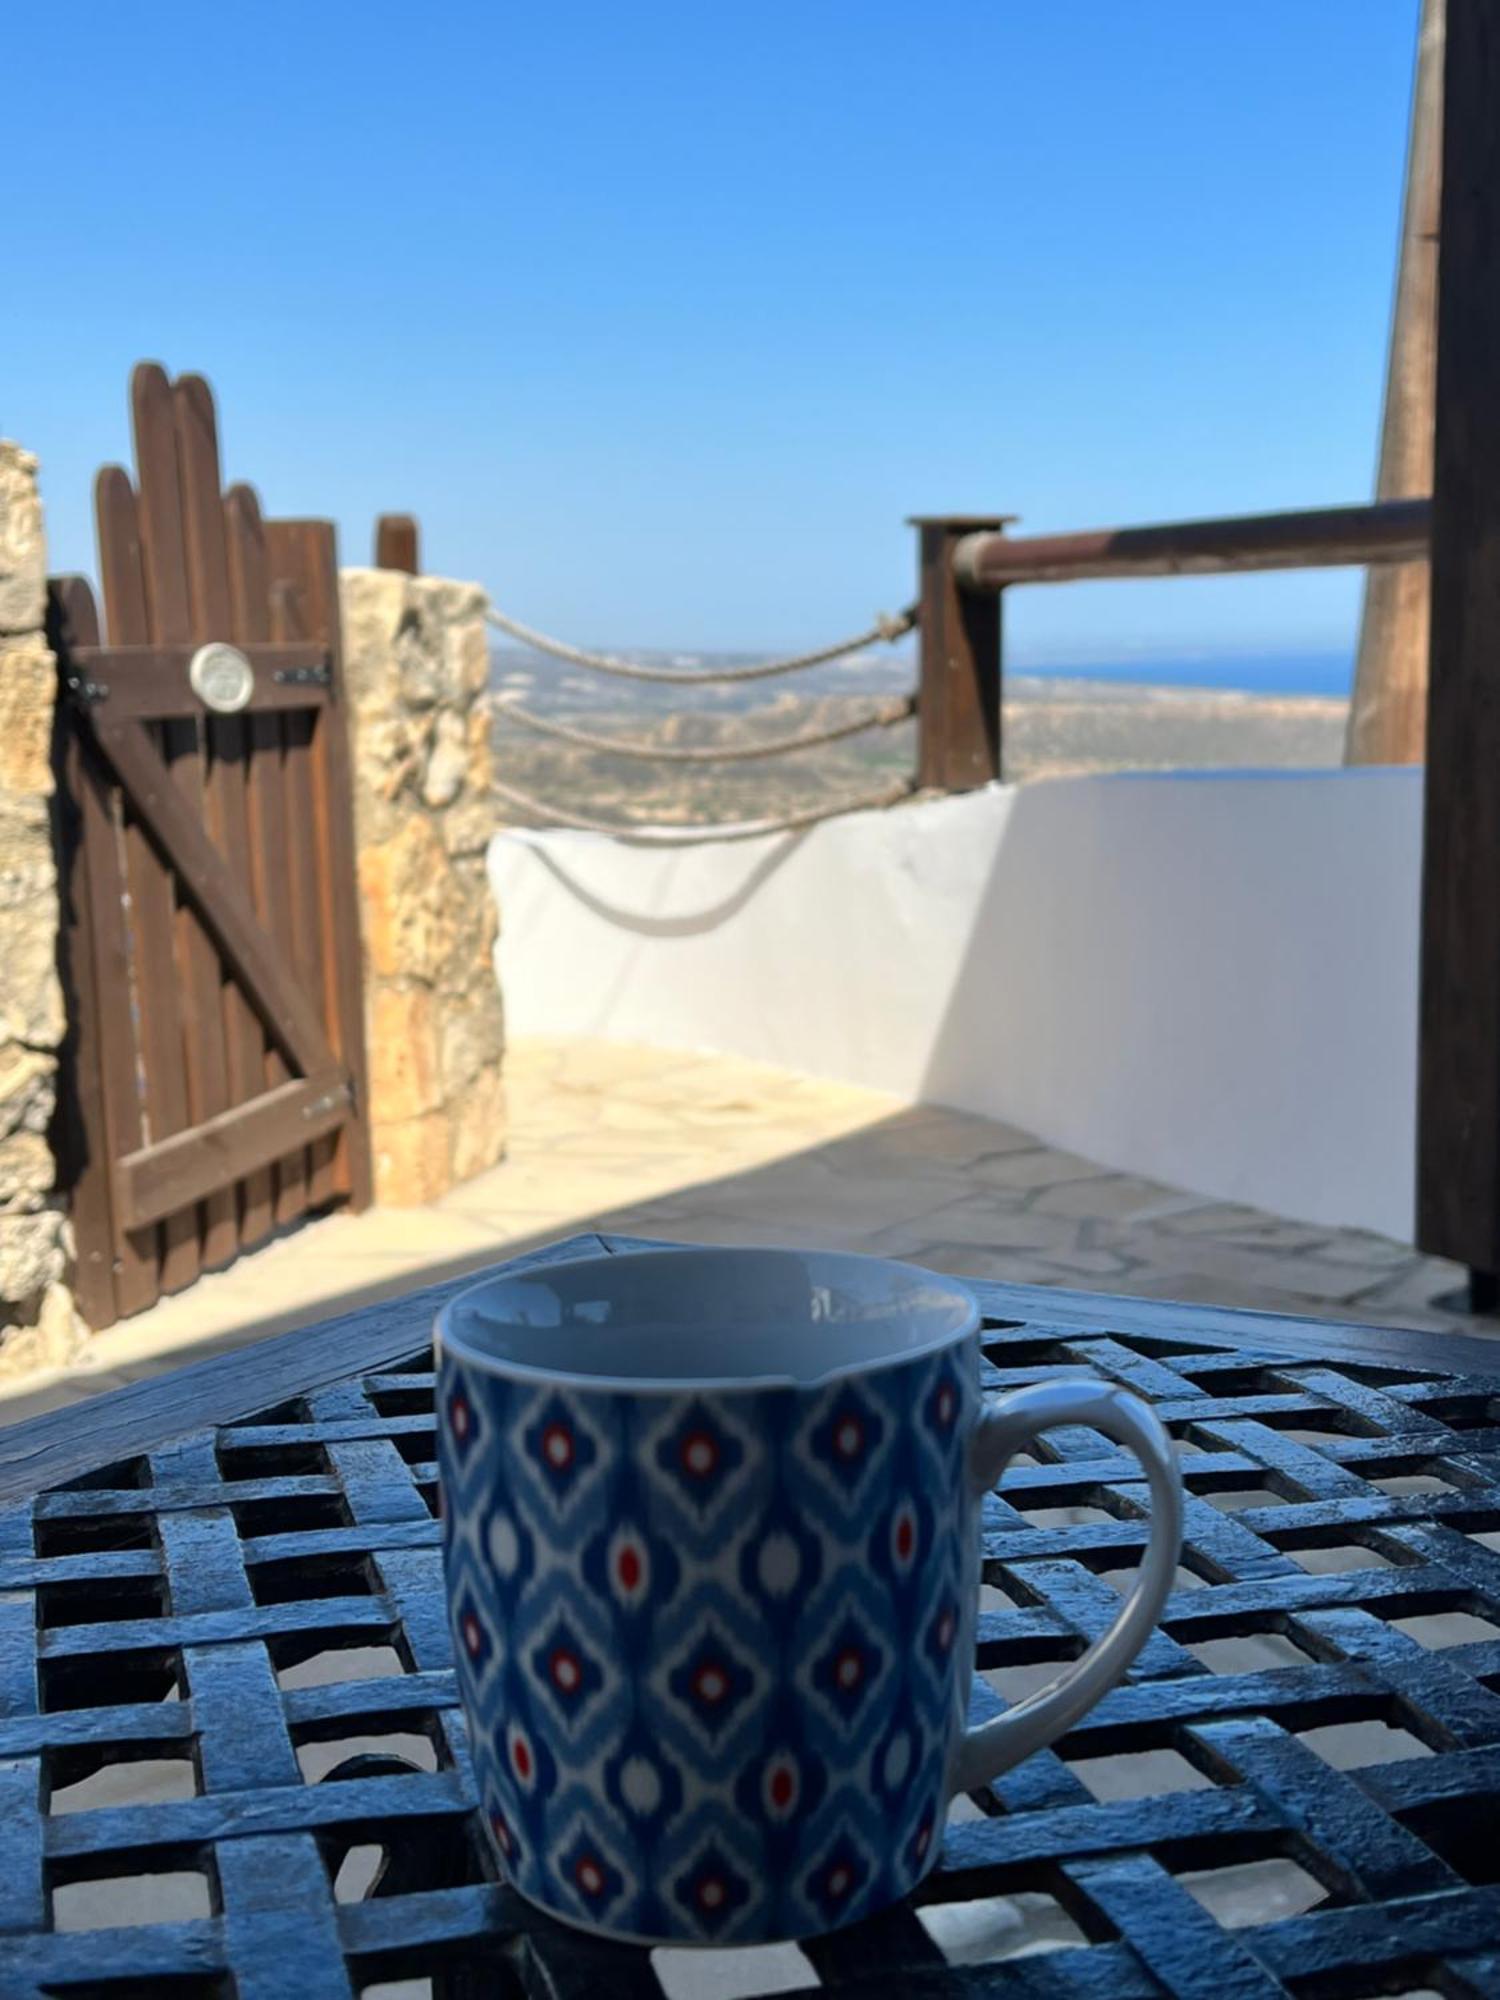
[[437, 1247, 1182, 1944]]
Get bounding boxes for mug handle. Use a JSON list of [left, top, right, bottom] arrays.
[[949, 1377, 1184, 1796]]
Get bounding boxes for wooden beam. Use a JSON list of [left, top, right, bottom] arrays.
[[85, 708, 340, 1081], [1417, 0, 1500, 1284], [952, 500, 1429, 591], [114, 1073, 352, 1230], [1346, 0, 1445, 765], [69, 643, 330, 719]]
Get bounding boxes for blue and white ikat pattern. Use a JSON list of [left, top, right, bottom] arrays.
[[438, 1342, 980, 1942]]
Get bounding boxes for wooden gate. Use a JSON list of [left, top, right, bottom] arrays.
[[48, 363, 372, 1330]]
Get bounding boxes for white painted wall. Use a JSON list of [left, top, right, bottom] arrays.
[[489, 769, 1424, 1240]]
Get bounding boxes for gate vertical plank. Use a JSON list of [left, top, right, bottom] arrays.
[[77, 740, 163, 1318], [95, 463, 189, 1297], [175, 375, 274, 1247], [225, 485, 307, 1225], [132, 360, 237, 1274], [286, 519, 374, 1211], [52, 572, 159, 1318], [266, 524, 338, 1210], [45, 578, 119, 1329]]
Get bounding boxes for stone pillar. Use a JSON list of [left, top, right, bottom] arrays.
[[340, 569, 506, 1204], [0, 444, 81, 1367]]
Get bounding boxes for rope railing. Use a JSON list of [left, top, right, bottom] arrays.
[[495, 690, 917, 763], [485, 601, 917, 683], [482, 590, 925, 844], [490, 774, 919, 846], [372, 496, 1439, 849]]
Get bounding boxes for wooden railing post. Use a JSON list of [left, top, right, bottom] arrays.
[[374, 514, 420, 575], [912, 514, 1013, 790], [1417, 0, 1500, 1306], [1345, 0, 1443, 767]]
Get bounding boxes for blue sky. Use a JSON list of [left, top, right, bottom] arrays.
[[7, 1, 1418, 664]]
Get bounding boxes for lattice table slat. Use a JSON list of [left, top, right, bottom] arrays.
[[1061, 1852, 1285, 2000], [3, 1231, 1500, 1996]]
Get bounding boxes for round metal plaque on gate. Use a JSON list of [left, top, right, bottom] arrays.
[[188, 642, 255, 714]]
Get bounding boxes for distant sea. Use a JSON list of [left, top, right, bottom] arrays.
[[1016, 650, 1352, 698], [493, 644, 1354, 711]]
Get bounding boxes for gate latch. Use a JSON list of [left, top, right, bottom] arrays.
[[274, 663, 332, 688]]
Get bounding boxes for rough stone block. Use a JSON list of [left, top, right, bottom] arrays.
[[0, 1280, 87, 1376], [440, 859, 500, 991], [373, 1109, 452, 1207], [451, 1062, 506, 1183], [0, 860, 63, 1047], [442, 799, 496, 858], [422, 708, 467, 809], [397, 602, 444, 709], [366, 712, 432, 796], [343, 560, 501, 1206], [0, 1130, 53, 1208], [366, 982, 443, 1121], [439, 983, 506, 1096], [451, 612, 491, 698], [379, 579, 486, 710], [465, 697, 494, 795], [0, 444, 45, 636], [0, 786, 48, 840], [0, 641, 55, 793], [358, 816, 454, 983], [0, 785, 52, 865], [338, 568, 410, 713], [0, 1043, 55, 1137], [0, 1208, 66, 1306], [431, 576, 488, 626], [352, 714, 432, 850]]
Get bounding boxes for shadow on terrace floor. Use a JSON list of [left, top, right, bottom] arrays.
[[0, 1037, 1472, 1427]]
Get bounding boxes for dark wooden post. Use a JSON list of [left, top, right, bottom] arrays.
[[1417, 0, 1500, 1308], [1346, 0, 1444, 767], [374, 514, 419, 575], [911, 515, 1013, 790]]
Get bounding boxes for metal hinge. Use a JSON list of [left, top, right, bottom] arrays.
[[65, 673, 109, 706], [274, 663, 332, 688]]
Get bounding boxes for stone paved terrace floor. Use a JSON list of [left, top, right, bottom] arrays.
[[0, 1036, 1483, 1427]]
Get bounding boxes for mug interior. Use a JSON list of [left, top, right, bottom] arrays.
[[437, 1246, 978, 1390]]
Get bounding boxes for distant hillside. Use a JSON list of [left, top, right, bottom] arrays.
[[487, 647, 1347, 829]]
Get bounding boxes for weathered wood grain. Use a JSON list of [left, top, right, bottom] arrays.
[[1418, 0, 1500, 1283]]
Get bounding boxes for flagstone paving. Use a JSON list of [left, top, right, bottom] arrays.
[[0, 1037, 1476, 1425]]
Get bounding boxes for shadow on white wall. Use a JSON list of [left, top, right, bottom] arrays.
[[489, 769, 1423, 1240]]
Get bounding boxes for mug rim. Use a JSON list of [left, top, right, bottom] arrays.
[[434, 1244, 982, 1395]]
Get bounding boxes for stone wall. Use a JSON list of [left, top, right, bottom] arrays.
[[0, 444, 79, 1367], [340, 569, 506, 1204]]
